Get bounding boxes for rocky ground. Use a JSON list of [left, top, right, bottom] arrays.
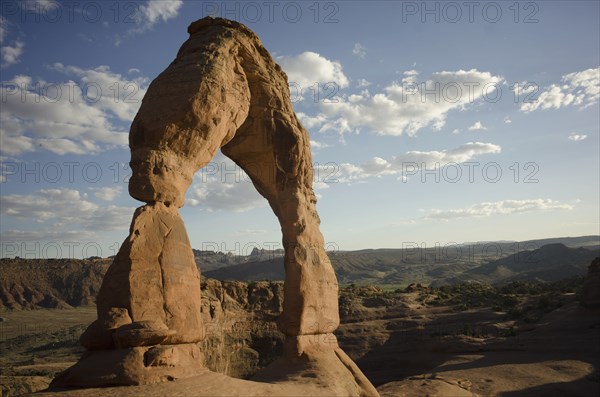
[[0, 260, 600, 396], [338, 283, 600, 396], [0, 278, 285, 396], [1, 259, 599, 396]]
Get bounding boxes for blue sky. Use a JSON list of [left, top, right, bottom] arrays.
[[0, 0, 598, 258]]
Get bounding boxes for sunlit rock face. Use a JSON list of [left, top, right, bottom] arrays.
[[51, 16, 378, 397]]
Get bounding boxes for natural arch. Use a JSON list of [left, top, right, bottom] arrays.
[[50, 17, 378, 397]]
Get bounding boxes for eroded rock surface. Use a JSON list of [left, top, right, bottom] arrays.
[[51, 203, 205, 387], [128, 17, 340, 339], [580, 257, 600, 308], [50, 16, 377, 396]]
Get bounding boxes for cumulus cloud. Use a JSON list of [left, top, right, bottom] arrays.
[[184, 151, 336, 210], [401, 69, 419, 84], [424, 199, 574, 221], [520, 67, 599, 112], [184, 153, 267, 212], [312, 180, 330, 190], [310, 140, 329, 150], [313, 69, 503, 136], [0, 188, 132, 231], [316, 142, 501, 184], [568, 132, 588, 141], [468, 121, 487, 131], [0, 64, 148, 155], [297, 112, 328, 130], [139, 0, 182, 27], [116, 0, 183, 45], [356, 78, 371, 88], [91, 186, 123, 201], [352, 43, 366, 58], [185, 180, 266, 212], [52, 63, 149, 121], [278, 51, 349, 90], [1, 40, 24, 67]]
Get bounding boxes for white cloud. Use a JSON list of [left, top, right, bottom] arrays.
[[312, 180, 330, 190], [0, 133, 35, 155], [80, 204, 133, 231], [278, 51, 349, 90], [116, 0, 183, 45], [316, 69, 503, 136], [568, 132, 588, 141], [520, 67, 600, 112], [297, 112, 328, 130], [318, 117, 352, 136], [317, 142, 501, 183], [402, 69, 419, 84], [184, 153, 266, 212], [0, 64, 148, 155], [91, 186, 123, 201], [468, 121, 487, 131], [0, 188, 132, 231], [138, 0, 182, 27], [52, 63, 148, 121], [424, 199, 574, 221], [356, 78, 371, 88], [352, 43, 366, 59], [1, 40, 24, 67], [310, 140, 329, 150], [186, 180, 266, 212]]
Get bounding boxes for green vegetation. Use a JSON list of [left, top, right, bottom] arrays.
[[427, 277, 584, 315], [339, 277, 586, 326]]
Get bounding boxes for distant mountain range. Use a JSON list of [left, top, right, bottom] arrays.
[[430, 243, 599, 287], [203, 236, 600, 286], [0, 236, 598, 310]]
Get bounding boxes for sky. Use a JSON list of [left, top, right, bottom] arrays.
[[0, 0, 598, 259]]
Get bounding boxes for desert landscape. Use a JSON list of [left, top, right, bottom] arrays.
[[1, 238, 599, 396], [1, 2, 599, 396]]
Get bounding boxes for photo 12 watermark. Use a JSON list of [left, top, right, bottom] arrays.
[[0, 1, 341, 25], [400, 1, 540, 24], [0, 240, 341, 260], [400, 240, 544, 264]]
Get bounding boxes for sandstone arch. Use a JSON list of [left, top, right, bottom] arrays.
[[51, 17, 378, 397], [128, 18, 339, 338]]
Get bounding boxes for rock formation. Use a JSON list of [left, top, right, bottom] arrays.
[[50, 16, 378, 396], [580, 257, 600, 308], [51, 203, 206, 386]]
